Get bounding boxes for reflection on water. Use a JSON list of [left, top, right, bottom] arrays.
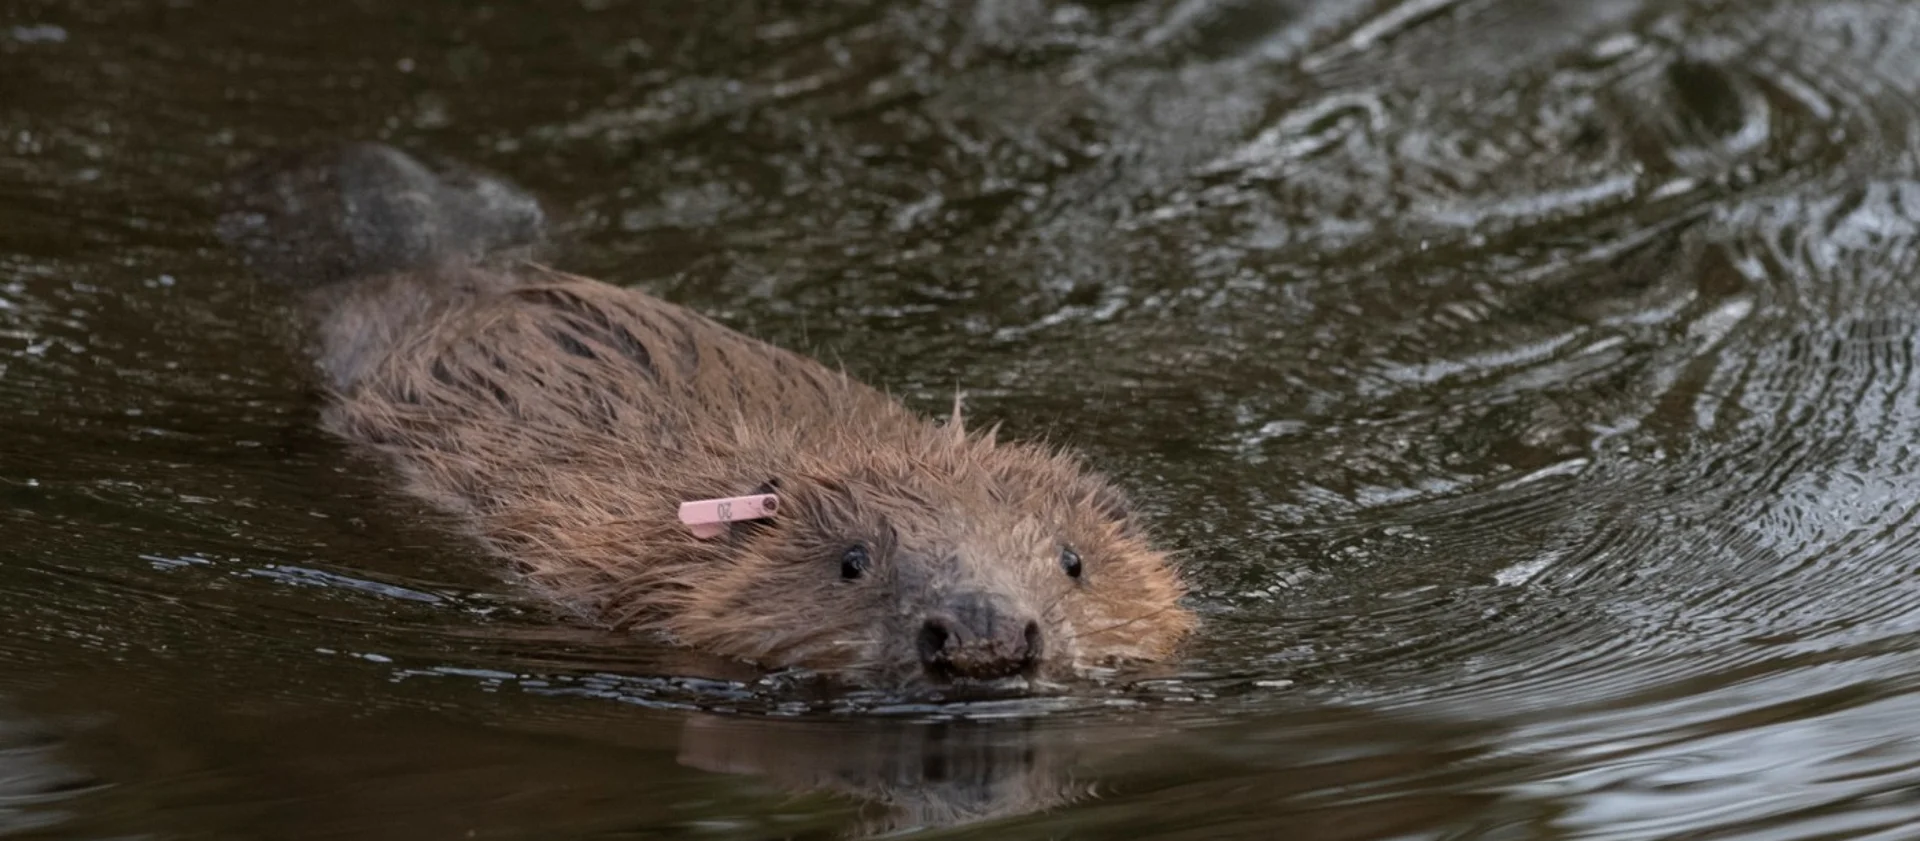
[[677, 715, 1100, 835], [10, 0, 1920, 838]]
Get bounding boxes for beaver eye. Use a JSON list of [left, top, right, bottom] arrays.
[[1060, 546, 1083, 579], [841, 544, 870, 580]]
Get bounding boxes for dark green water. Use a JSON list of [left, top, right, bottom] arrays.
[[8, 1, 1920, 838]]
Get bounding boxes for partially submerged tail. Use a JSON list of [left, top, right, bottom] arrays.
[[218, 142, 548, 390], [218, 142, 545, 288]]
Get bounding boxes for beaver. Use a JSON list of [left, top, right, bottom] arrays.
[[217, 142, 1194, 689]]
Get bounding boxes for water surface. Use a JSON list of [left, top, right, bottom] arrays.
[[7, 1, 1920, 838]]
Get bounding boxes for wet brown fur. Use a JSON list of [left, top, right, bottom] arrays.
[[304, 260, 1194, 687]]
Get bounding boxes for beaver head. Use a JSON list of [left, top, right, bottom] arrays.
[[663, 425, 1195, 690]]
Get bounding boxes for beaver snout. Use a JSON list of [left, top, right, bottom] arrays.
[[916, 592, 1043, 681]]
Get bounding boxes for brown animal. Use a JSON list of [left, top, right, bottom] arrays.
[[218, 143, 1194, 689]]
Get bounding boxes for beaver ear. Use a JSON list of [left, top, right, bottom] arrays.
[[1090, 484, 1141, 537]]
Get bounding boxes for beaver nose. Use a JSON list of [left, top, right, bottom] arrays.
[[917, 593, 1042, 680]]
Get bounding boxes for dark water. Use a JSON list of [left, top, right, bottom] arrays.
[[7, 0, 1920, 838]]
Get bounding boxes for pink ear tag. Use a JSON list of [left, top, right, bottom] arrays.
[[678, 493, 779, 539]]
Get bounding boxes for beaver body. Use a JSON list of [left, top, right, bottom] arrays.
[[220, 143, 1193, 688]]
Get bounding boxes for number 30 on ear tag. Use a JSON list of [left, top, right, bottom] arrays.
[[678, 493, 780, 539]]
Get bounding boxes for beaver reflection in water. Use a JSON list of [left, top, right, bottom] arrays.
[[219, 143, 1194, 689]]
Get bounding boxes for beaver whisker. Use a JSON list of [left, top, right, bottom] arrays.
[[1072, 606, 1186, 642]]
